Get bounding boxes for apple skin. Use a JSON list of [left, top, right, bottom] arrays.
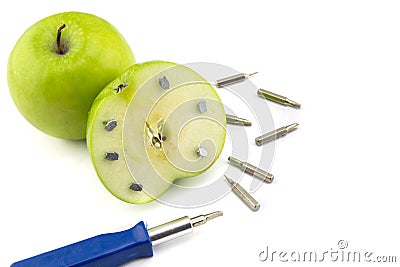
[[8, 12, 135, 140]]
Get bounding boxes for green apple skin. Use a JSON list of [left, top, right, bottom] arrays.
[[87, 61, 226, 203], [8, 11, 135, 140]]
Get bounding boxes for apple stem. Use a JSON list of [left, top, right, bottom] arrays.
[[56, 24, 66, 55]]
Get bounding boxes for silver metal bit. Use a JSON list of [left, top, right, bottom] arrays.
[[148, 211, 223, 246], [258, 88, 301, 109], [104, 119, 117, 131], [105, 152, 119, 161], [190, 211, 223, 227], [226, 114, 252, 126], [225, 175, 260, 211], [158, 76, 170, 89], [228, 156, 274, 183], [129, 183, 143, 191], [197, 147, 208, 157], [216, 72, 258, 88], [198, 100, 207, 113], [255, 123, 299, 146]]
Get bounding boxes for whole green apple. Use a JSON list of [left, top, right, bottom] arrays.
[[8, 12, 135, 140]]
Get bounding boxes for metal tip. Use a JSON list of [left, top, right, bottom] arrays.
[[286, 123, 299, 133], [205, 211, 223, 220], [226, 114, 252, 126], [246, 72, 258, 77], [243, 120, 252, 126], [286, 99, 301, 109], [224, 175, 235, 184], [190, 211, 223, 228], [235, 117, 252, 126]]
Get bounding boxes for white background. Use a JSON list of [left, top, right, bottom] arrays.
[[1, 1, 399, 266]]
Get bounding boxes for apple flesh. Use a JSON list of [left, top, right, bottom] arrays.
[[8, 12, 135, 140], [87, 61, 226, 203]]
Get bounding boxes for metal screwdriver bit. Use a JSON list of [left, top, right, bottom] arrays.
[[226, 114, 252, 126], [190, 211, 223, 227], [255, 123, 299, 146], [225, 175, 260, 211], [148, 211, 223, 246], [216, 72, 258, 88], [258, 88, 301, 109], [228, 156, 274, 183]]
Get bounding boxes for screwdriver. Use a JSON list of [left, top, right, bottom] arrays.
[[11, 211, 223, 267]]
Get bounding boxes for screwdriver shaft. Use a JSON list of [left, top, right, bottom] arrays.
[[148, 211, 223, 246], [190, 211, 224, 227]]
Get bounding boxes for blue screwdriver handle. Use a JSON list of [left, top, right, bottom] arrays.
[[11, 221, 153, 267]]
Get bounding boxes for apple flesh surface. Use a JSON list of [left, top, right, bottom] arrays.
[[87, 61, 226, 203], [8, 12, 135, 140]]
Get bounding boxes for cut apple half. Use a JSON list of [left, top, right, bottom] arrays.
[[87, 61, 226, 203]]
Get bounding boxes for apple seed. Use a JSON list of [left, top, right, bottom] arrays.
[[114, 83, 128, 93]]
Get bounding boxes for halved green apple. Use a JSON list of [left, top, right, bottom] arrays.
[[87, 61, 226, 203]]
